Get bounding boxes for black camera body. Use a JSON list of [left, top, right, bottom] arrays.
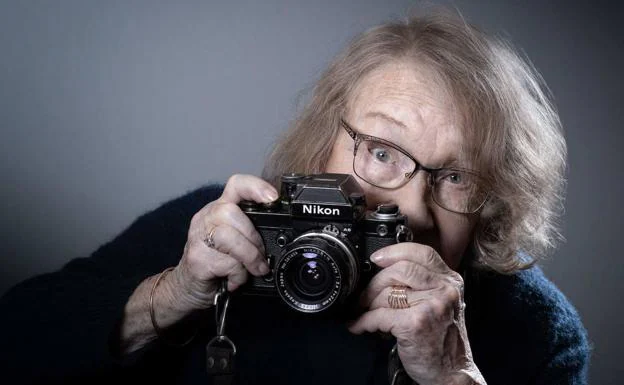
[[240, 173, 412, 314]]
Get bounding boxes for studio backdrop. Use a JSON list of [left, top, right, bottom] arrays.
[[0, 1, 621, 384]]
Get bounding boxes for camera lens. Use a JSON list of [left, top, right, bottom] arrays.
[[294, 253, 332, 297], [275, 232, 359, 313]]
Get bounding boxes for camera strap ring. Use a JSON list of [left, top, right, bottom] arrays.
[[214, 279, 231, 338], [207, 279, 237, 384], [206, 334, 236, 351]]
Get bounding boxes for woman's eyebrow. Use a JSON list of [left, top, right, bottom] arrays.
[[364, 111, 408, 130], [440, 159, 462, 169]]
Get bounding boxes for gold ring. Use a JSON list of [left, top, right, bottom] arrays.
[[205, 227, 217, 248], [388, 285, 410, 309]]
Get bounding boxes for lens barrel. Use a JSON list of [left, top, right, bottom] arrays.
[[275, 232, 358, 313]]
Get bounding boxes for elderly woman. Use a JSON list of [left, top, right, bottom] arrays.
[[0, 10, 588, 385]]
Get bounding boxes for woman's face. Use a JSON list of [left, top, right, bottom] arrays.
[[325, 60, 477, 270]]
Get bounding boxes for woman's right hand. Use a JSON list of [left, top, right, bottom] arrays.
[[169, 174, 278, 314]]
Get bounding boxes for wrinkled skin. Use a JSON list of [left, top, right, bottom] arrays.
[[172, 60, 486, 384]]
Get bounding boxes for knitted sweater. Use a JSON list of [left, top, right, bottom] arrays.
[[0, 185, 590, 384]]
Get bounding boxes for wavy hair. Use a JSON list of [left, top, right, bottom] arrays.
[[262, 9, 566, 274]]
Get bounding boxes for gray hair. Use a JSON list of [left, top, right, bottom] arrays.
[[262, 9, 566, 274]]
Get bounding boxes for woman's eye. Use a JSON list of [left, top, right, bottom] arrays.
[[370, 147, 392, 163], [448, 172, 462, 183], [439, 171, 465, 185]]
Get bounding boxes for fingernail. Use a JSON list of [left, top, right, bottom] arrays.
[[263, 189, 278, 202], [259, 263, 270, 275], [370, 252, 383, 262], [346, 321, 360, 334]]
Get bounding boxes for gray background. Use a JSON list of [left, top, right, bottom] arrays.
[[0, 0, 621, 383]]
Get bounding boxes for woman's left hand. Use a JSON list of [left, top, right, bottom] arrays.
[[348, 243, 486, 385]]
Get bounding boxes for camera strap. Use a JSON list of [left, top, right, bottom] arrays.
[[206, 280, 237, 385]]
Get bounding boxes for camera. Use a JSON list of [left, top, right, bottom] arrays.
[[239, 173, 412, 314]]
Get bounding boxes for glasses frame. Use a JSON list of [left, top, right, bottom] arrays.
[[340, 118, 488, 214]]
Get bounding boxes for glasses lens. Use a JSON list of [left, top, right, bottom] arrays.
[[432, 169, 487, 213], [354, 139, 415, 189]]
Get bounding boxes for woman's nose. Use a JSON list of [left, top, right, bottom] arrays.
[[395, 172, 434, 231]]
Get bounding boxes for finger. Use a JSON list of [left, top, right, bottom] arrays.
[[348, 299, 454, 337], [200, 249, 250, 292], [368, 284, 460, 314], [210, 223, 269, 276], [347, 307, 403, 335], [220, 174, 278, 204], [370, 243, 452, 274], [360, 261, 446, 307], [204, 202, 266, 253], [225, 263, 251, 291], [184, 238, 238, 279], [367, 285, 440, 311]]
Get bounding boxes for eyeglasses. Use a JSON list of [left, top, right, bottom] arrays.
[[340, 118, 488, 214]]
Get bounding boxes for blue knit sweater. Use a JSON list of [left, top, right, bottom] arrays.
[[0, 185, 590, 384]]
